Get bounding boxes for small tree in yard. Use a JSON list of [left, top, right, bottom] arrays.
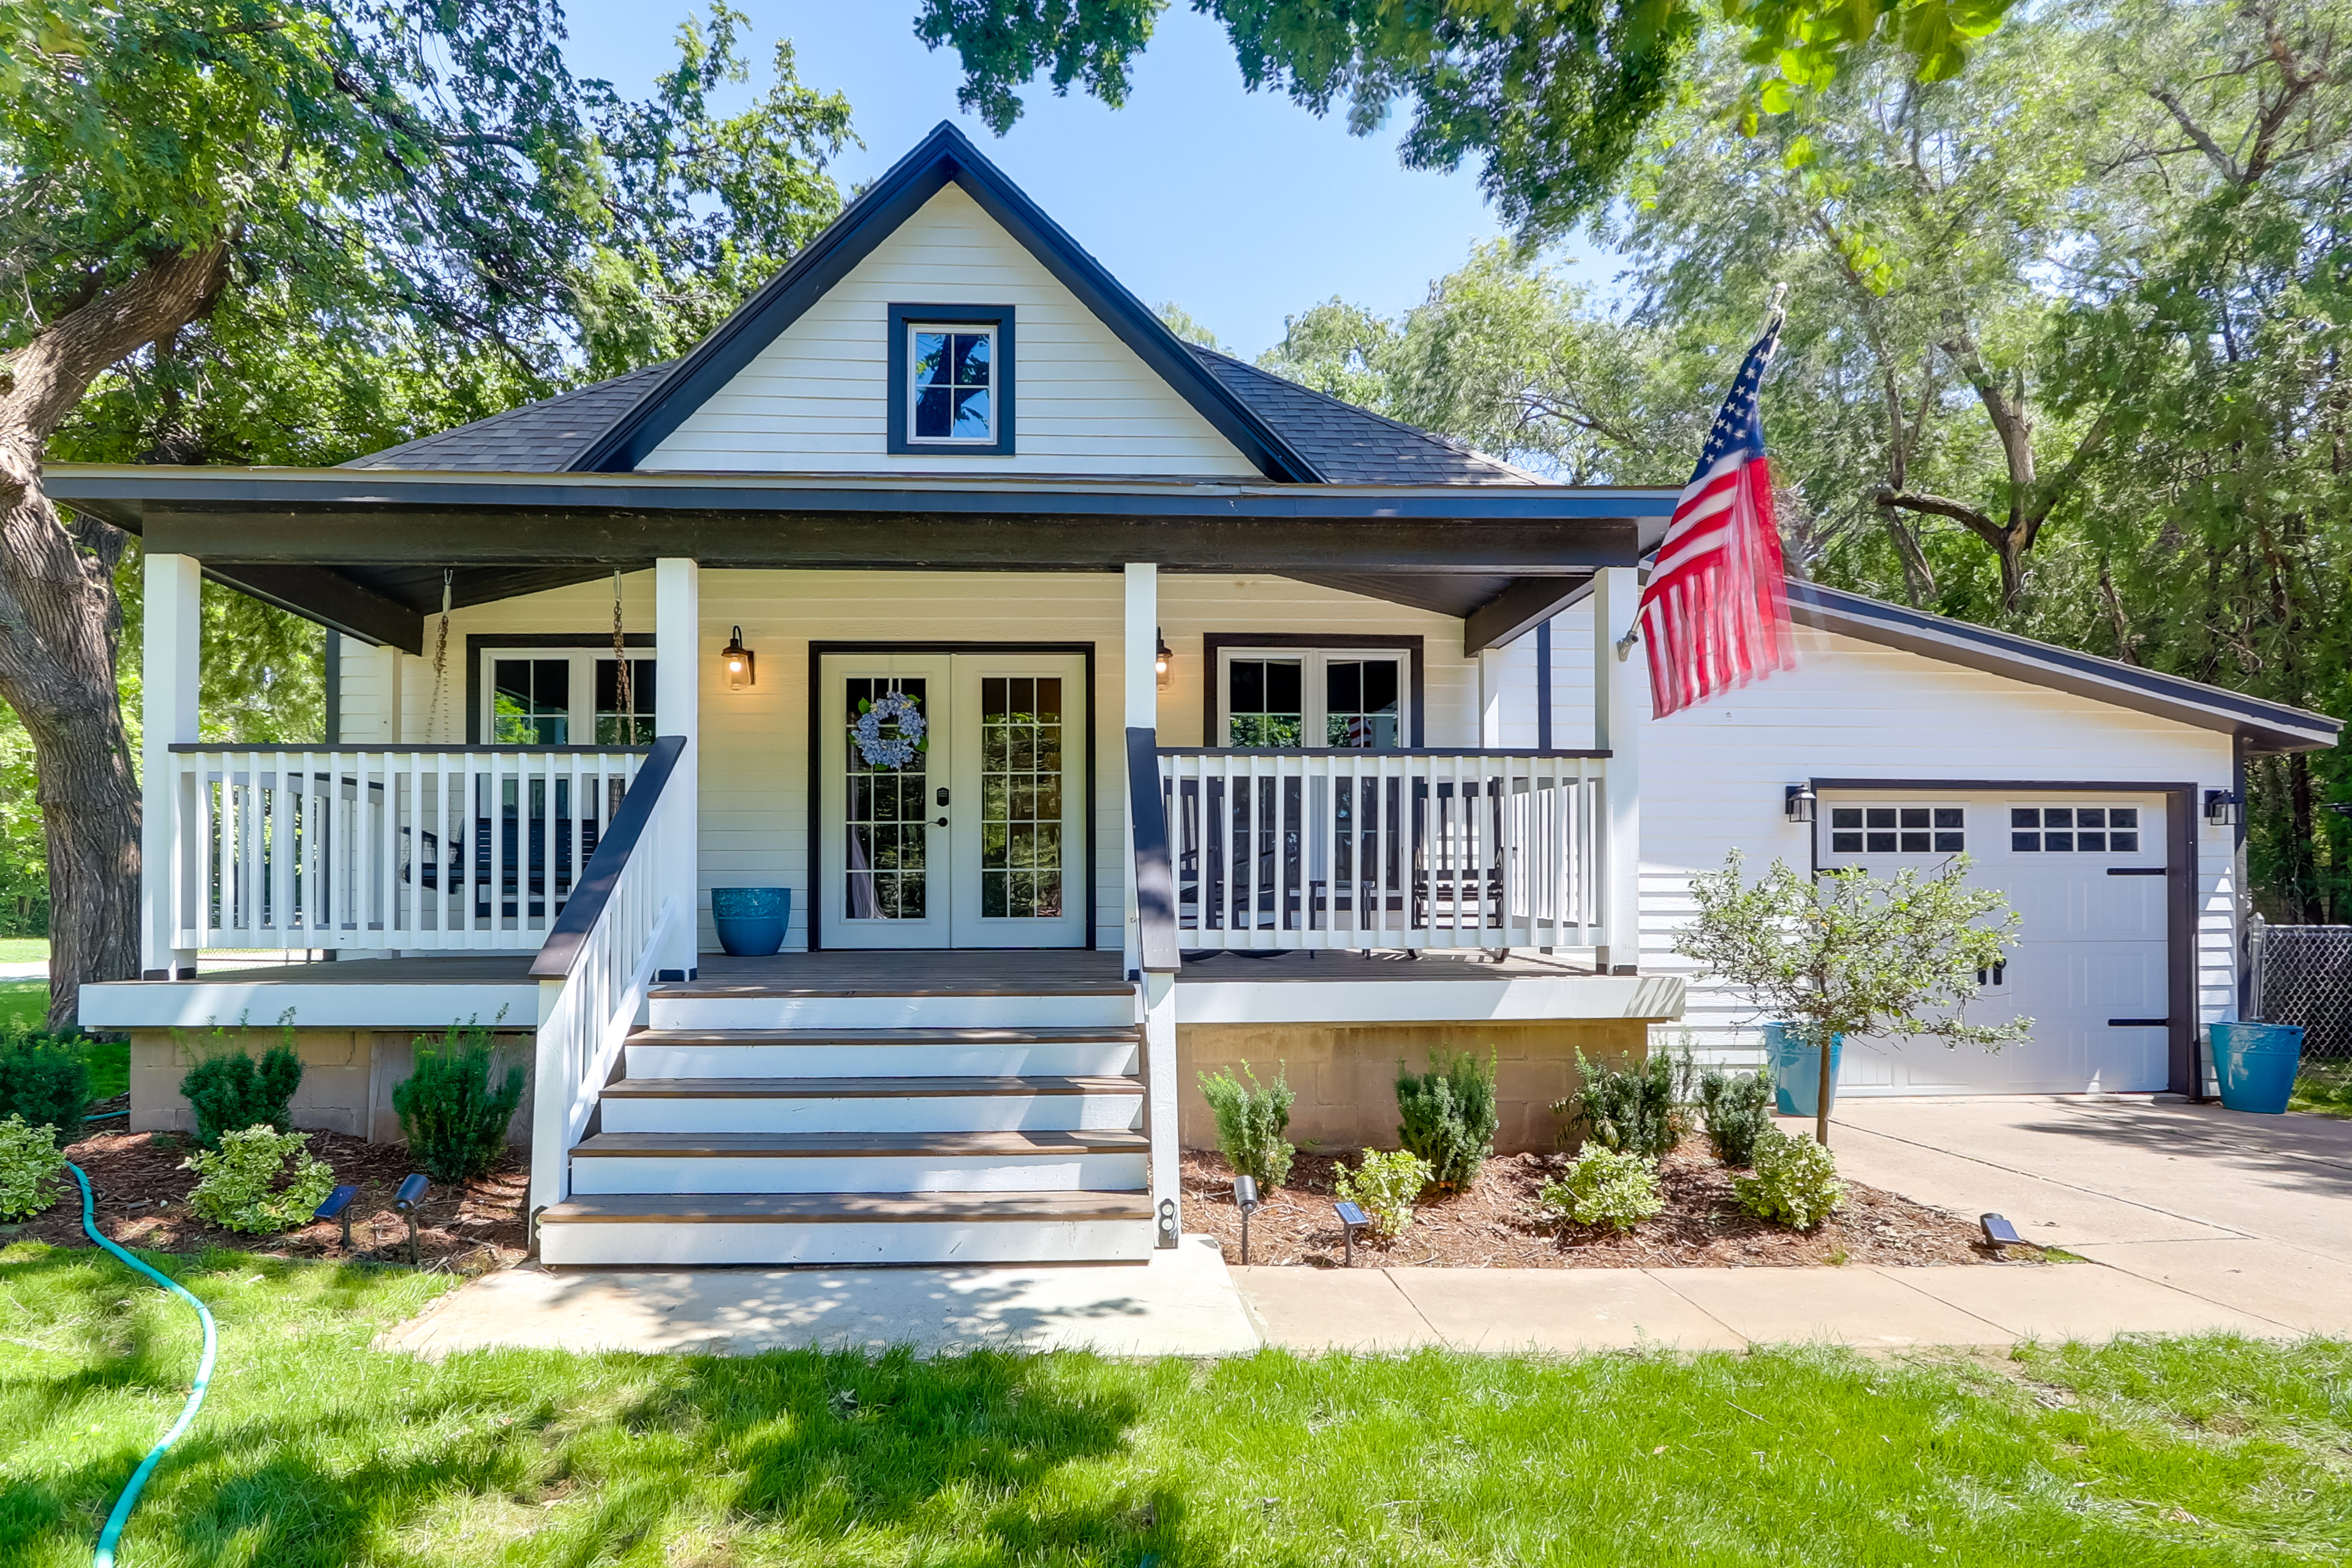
[[1676, 852, 2030, 1147]]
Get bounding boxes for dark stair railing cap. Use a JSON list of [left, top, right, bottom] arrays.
[[530, 734, 688, 979]]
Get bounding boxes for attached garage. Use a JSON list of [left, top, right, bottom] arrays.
[[1504, 582, 2339, 1098]]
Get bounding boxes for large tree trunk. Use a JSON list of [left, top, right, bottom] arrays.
[[0, 245, 228, 1028]]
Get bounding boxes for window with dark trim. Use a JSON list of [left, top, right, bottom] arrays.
[[2010, 805, 2140, 854], [1217, 645, 1410, 748], [886, 304, 1015, 455], [1828, 804, 1966, 856]]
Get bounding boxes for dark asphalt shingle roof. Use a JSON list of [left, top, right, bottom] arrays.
[[342, 362, 676, 472], [340, 346, 1529, 484], [1184, 347, 1531, 486]]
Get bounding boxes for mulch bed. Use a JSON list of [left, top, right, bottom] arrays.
[[9, 1125, 529, 1273], [1184, 1142, 2035, 1269]]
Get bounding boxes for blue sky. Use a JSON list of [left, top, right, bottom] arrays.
[[558, 2, 1608, 357]]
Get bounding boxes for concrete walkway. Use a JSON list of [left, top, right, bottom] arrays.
[[378, 1235, 1261, 1360]]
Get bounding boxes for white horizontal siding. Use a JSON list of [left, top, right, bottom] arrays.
[[641, 184, 1261, 478], [1525, 605, 2241, 1067]]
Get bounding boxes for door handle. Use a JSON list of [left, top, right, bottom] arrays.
[[934, 816, 948, 827]]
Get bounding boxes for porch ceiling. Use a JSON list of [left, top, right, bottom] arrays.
[[48, 464, 1679, 652]]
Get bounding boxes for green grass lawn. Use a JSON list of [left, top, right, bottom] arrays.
[[2, 1243, 2348, 1566], [0, 978, 45, 1033], [2290, 1058, 2352, 1120]]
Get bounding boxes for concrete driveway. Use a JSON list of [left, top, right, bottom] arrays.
[[1823, 1096, 2352, 1335]]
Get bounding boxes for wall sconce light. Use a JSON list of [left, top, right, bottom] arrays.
[[1155, 629, 1173, 690], [2204, 788, 2241, 827], [721, 626, 755, 690], [1784, 783, 1817, 824]]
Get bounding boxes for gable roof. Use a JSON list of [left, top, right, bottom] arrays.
[[1788, 580, 2339, 753], [559, 121, 1319, 481], [1186, 348, 1533, 485], [345, 362, 674, 472]]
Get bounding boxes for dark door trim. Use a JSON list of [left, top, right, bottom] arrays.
[[1808, 778, 2201, 1098], [807, 641, 1098, 953]]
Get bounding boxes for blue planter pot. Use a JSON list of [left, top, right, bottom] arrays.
[[710, 887, 790, 958], [2211, 1021, 2304, 1115], [1765, 1023, 1844, 1118]]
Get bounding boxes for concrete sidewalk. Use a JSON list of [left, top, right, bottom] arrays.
[[1231, 1254, 2339, 1354], [379, 1234, 1261, 1360]]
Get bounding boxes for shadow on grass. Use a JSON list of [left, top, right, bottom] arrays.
[[4, 1238, 1169, 1566]]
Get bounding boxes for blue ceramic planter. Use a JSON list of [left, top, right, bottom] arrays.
[[710, 887, 790, 958], [2211, 1021, 2304, 1115], [1764, 1023, 1844, 1118]]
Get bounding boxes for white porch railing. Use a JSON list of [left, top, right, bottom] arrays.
[[164, 745, 648, 951], [1156, 748, 1610, 952], [528, 736, 687, 1217]]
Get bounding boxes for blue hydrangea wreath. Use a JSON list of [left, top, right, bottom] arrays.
[[853, 689, 927, 769]]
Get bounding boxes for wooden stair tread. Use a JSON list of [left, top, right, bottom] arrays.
[[539, 1191, 1154, 1224], [599, 1075, 1142, 1099], [571, 1129, 1147, 1158], [627, 1025, 1140, 1045], [650, 978, 1133, 999]]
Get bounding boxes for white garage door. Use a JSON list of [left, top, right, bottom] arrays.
[[1818, 791, 2170, 1095]]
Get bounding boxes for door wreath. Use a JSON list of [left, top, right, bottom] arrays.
[[853, 690, 927, 769]]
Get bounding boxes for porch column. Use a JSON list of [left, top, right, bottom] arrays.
[[655, 558, 701, 981], [1125, 562, 1180, 1240], [141, 552, 201, 979], [1591, 567, 1642, 974]]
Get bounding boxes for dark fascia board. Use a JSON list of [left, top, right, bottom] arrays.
[[203, 564, 424, 652], [1789, 581, 2340, 755], [1464, 574, 1596, 655], [568, 121, 1322, 483]]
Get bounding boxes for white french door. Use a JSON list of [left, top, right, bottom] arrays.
[[818, 651, 1088, 949]]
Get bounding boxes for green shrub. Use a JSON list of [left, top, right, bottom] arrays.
[[394, 1019, 525, 1183], [1558, 1045, 1691, 1159], [1395, 1049, 1498, 1190], [178, 1017, 303, 1149], [183, 1125, 334, 1234], [1197, 1061, 1295, 1188], [0, 1024, 89, 1133], [1697, 1063, 1775, 1166], [1334, 1147, 1432, 1237], [1734, 1128, 1846, 1229], [0, 1115, 64, 1219], [1538, 1145, 1664, 1232]]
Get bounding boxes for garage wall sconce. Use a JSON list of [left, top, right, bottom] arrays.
[[2204, 788, 2241, 827], [721, 627, 756, 690], [1784, 783, 1817, 824], [1155, 629, 1173, 690]]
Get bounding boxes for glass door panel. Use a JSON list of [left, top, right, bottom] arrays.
[[951, 654, 1088, 948], [818, 655, 953, 948]]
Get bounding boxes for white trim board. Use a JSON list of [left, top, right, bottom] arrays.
[[80, 980, 543, 1031], [1172, 973, 1684, 1027]]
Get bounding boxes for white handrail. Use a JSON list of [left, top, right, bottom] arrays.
[[1156, 748, 1607, 952], [526, 737, 687, 1219], [164, 746, 647, 951]]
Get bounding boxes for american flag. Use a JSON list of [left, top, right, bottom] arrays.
[[1636, 312, 1796, 718]]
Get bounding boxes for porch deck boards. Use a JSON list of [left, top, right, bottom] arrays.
[[179, 946, 1602, 989], [537, 1190, 1155, 1224], [599, 1074, 1140, 1099]]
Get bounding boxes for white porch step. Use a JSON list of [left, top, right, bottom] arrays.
[[623, 1026, 1140, 1080], [595, 1075, 1143, 1134], [646, 979, 1136, 1032], [567, 1129, 1148, 1194], [536, 1190, 1156, 1267]]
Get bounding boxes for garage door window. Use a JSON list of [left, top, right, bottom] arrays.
[[2010, 805, 2138, 854], [1829, 805, 1965, 855]]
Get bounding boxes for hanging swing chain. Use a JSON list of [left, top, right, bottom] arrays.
[[612, 570, 633, 740], [428, 568, 453, 738]]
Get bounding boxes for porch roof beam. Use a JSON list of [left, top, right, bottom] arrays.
[[1462, 575, 1596, 655], [125, 506, 1642, 576], [203, 563, 425, 651]]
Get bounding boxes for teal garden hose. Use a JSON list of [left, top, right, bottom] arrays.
[[64, 1159, 217, 1568]]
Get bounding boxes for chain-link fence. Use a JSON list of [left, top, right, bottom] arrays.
[[2250, 919, 2352, 1061]]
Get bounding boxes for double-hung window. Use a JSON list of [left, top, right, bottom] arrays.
[[888, 304, 1015, 455], [1217, 646, 1410, 748]]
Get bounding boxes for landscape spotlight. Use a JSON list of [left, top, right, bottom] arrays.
[[394, 1174, 430, 1265], [1333, 1200, 1371, 1268], [1980, 1212, 2025, 1252], [314, 1183, 359, 1250], [1232, 1175, 1261, 1265]]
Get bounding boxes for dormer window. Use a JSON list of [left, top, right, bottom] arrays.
[[888, 304, 1015, 455]]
